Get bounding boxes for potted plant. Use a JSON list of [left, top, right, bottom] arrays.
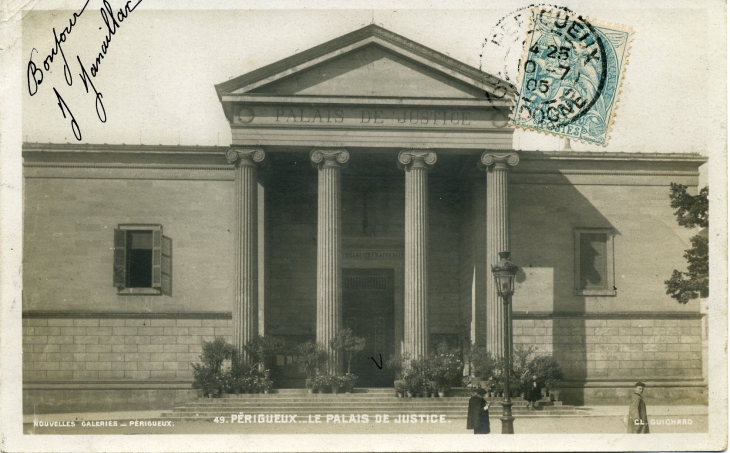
[[244, 335, 285, 372], [331, 375, 347, 394], [528, 355, 564, 402], [191, 337, 237, 398], [294, 341, 328, 390], [386, 352, 412, 389], [329, 328, 366, 375], [469, 346, 497, 390], [430, 343, 462, 398], [312, 373, 328, 394], [395, 381, 405, 397], [404, 373, 419, 398], [343, 373, 357, 393]]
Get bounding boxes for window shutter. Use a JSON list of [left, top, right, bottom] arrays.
[[113, 229, 127, 288], [161, 235, 173, 296], [152, 229, 162, 288]]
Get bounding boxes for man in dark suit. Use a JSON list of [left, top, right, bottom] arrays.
[[466, 388, 491, 434], [627, 382, 649, 433]]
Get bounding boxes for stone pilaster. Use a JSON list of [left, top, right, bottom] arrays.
[[481, 151, 519, 358], [310, 148, 349, 374], [398, 150, 437, 359], [226, 147, 266, 360]]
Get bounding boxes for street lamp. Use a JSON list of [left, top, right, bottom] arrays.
[[491, 251, 518, 434]]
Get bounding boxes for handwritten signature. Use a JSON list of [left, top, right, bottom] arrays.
[[27, 0, 143, 140]]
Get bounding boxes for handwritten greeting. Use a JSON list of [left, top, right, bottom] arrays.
[[27, 0, 143, 140]]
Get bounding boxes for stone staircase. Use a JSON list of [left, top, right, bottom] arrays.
[[160, 388, 591, 422]]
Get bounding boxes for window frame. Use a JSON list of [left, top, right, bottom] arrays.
[[573, 227, 616, 297], [115, 224, 163, 296]]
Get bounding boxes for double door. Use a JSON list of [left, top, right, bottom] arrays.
[[342, 268, 395, 387]]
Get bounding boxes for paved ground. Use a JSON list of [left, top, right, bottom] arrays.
[[23, 406, 708, 435]]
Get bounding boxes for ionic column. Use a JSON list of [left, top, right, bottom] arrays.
[[226, 147, 266, 360], [310, 148, 349, 374], [398, 150, 437, 359], [481, 151, 519, 358]]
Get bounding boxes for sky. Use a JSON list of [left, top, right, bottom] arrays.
[[18, 1, 725, 154]]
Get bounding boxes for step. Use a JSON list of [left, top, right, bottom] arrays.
[[192, 393, 561, 405], [157, 412, 590, 422], [162, 408, 590, 417], [173, 403, 575, 412]]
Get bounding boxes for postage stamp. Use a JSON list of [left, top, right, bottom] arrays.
[[510, 7, 632, 146]]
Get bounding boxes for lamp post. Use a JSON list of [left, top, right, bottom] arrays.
[[491, 251, 518, 434]]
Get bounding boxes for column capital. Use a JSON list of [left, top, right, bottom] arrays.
[[398, 149, 437, 170], [310, 148, 349, 169], [226, 147, 266, 167], [480, 151, 519, 170]]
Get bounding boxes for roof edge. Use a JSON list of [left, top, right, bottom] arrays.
[[214, 24, 514, 99]]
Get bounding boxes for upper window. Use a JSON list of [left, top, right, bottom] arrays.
[[114, 224, 172, 295], [574, 228, 615, 296]]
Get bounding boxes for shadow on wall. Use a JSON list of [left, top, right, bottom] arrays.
[[511, 172, 618, 406]]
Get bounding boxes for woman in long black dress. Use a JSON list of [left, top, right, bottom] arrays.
[[466, 388, 491, 434], [524, 375, 542, 411]]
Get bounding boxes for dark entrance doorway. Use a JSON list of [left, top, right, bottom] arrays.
[[342, 268, 395, 387]]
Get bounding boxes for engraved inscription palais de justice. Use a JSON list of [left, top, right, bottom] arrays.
[[234, 106, 509, 128]]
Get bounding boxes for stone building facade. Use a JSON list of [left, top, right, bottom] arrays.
[[22, 25, 707, 412]]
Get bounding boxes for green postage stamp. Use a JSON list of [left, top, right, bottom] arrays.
[[511, 7, 632, 146]]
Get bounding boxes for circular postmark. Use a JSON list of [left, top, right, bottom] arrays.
[[513, 7, 608, 129], [480, 4, 575, 83]]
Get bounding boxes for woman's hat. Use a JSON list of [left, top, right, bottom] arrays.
[[475, 388, 487, 396]]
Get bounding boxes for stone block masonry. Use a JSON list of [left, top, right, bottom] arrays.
[[22, 317, 232, 381], [512, 316, 703, 380]]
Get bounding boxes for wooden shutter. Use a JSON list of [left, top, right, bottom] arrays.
[[579, 233, 608, 289], [152, 229, 162, 288], [161, 235, 172, 296], [113, 229, 127, 288]]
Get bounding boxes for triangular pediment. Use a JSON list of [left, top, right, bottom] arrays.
[[215, 24, 515, 101], [247, 45, 483, 98]]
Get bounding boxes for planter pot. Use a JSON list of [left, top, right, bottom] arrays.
[[438, 390, 446, 398], [264, 390, 269, 394], [307, 388, 314, 394], [430, 392, 436, 398], [305, 378, 313, 390], [550, 390, 561, 402], [406, 391, 414, 398], [331, 386, 339, 394], [396, 392, 403, 398]]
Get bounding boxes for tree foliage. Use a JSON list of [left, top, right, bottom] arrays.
[[665, 183, 709, 304], [329, 328, 366, 374]]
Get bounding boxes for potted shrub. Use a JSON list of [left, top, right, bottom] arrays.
[[410, 357, 433, 398], [343, 373, 357, 393], [329, 329, 366, 375], [331, 375, 347, 394], [294, 341, 328, 390], [244, 335, 285, 372], [191, 337, 237, 398], [312, 373, 328, 394], [395, 381, 405, 397], [469, 347, 497, 389], [260, 376, 273, 394], [386, 352, 412, 389], [431, 343, 462, 397], [528, 355, 564, 402], [404, 373, 419, 397]]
